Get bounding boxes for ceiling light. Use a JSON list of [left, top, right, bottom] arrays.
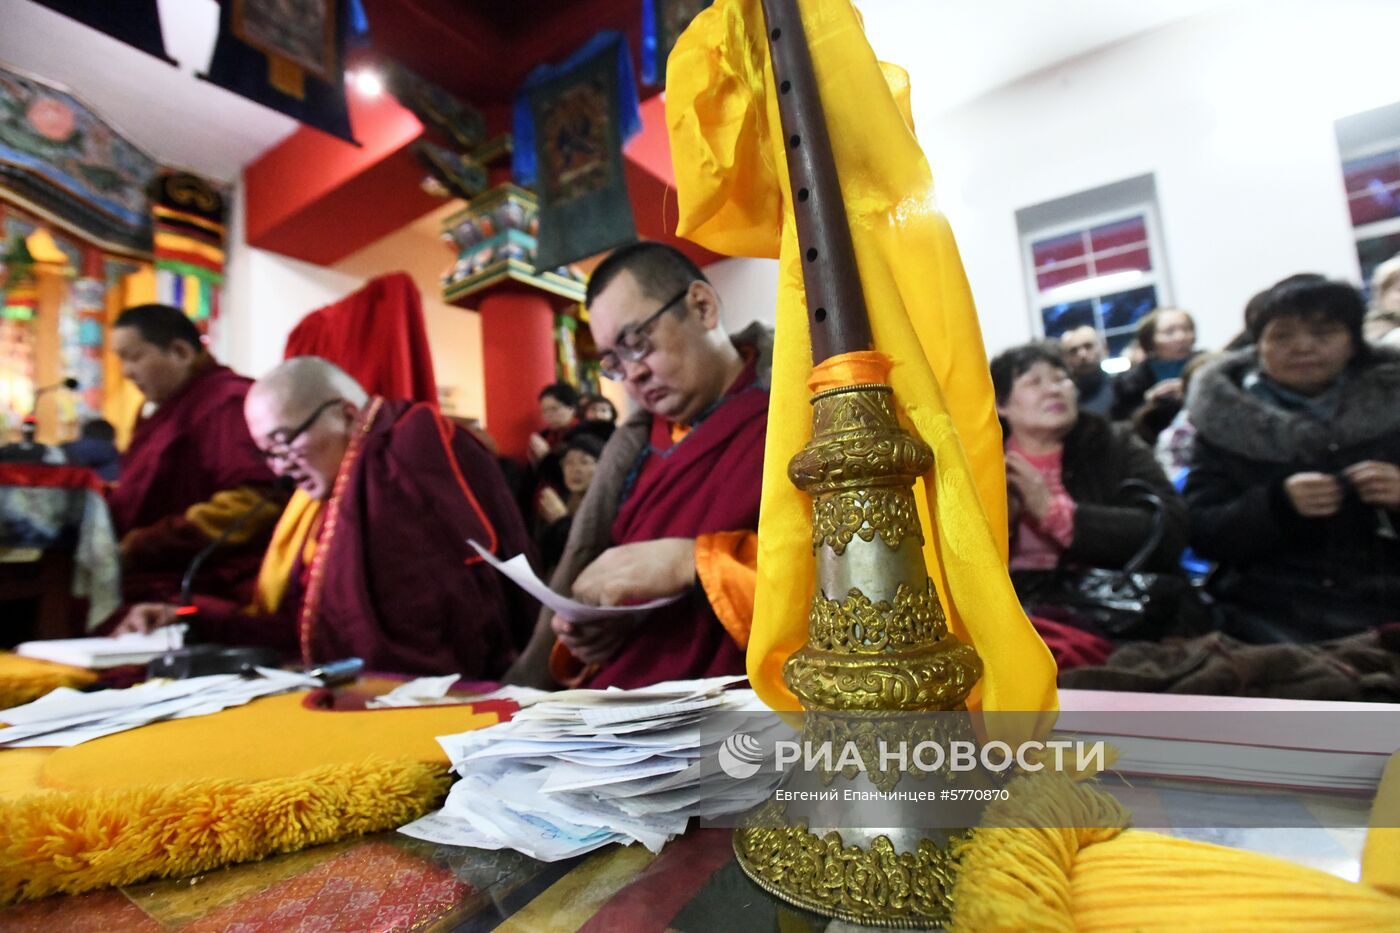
[[1042, 269, 1145, 305], [348, 68, 383, 98]]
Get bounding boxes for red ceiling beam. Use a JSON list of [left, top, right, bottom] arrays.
[[243, 90, 441, 265]]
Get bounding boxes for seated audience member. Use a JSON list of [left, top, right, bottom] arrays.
[[0, 417, 60, 464], [61, 418, 120, 482], [528, 382, 579, 466], [992, 343, 1187, 575], [108, 304, 279, 606], [1111, 308, 1202, 442], [1366, 253, 1400, 347], [117, 357, 535, 678], [507, 241, 769, 689], [1150, 352, 1217, 483], [1060, 326, 1114, 417], [1186, 278, 1400, 643], [535, 429, 605, 576], [578, 393, 619, 425]]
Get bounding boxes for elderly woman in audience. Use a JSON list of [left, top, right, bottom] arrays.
[[1186, 277, 1400, 643], [993, 343, 1188, 575], [1111, 307, 1202, 442]]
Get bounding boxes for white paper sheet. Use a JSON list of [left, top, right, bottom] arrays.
[[468, 540, 684, 623]]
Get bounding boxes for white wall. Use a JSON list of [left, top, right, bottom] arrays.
[[914, 0, 1400, 354], [704, 256, 779, 332], [333, 209, 487, 422], [216, 183, 363, 378], [217, 189, 488, 420]]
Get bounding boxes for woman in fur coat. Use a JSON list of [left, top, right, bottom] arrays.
[[1187, 278, 1400, 643]]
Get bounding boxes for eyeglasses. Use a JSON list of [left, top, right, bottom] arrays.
[[260, 398, 341, 464], [598, 286, 691, 382]]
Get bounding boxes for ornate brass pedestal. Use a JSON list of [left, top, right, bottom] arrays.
[[734, 382, 985, 928]]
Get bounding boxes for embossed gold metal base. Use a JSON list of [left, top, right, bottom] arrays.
[[734, 382, 985, 927]]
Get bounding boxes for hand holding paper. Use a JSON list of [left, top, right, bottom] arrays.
[[468, 540, 683, 623]]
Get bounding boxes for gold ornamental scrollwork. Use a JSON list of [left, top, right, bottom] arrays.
[[734, 814, 968, 929], [784, 642, 982, 712], [807, 581, 947, 654], [811, 487, 923, 554], [788, 385, 934, 496]]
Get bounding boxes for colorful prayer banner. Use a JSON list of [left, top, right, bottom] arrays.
[[31, 0, 175, 65], [513, 32, 640, 270], [0, 66, 157, 254], [201, 0, 357, 144]]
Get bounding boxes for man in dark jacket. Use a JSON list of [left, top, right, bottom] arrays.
[[1186, 278, 1400, 643]]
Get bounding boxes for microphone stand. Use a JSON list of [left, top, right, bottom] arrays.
[[148, 483, 290, 679]]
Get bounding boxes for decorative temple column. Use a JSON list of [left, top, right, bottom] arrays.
[[441, 184, 586, 460]]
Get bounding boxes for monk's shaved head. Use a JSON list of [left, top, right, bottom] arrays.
[[244, 357, 370, 500], [250, 356, 368, 420]]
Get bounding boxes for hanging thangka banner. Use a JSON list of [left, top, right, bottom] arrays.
[[31, 0, 175, 65], [0, 66, 156, 255], [201, 0, 360, 144], [150, 171, 227, 325], [641, 0, 712, 87], [513, 32, 641, 271]]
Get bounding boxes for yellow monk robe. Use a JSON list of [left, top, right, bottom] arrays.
[[666, 0, 1057, 717]]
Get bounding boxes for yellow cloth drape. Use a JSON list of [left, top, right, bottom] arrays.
[[252, 488, 323, 614], [666, 0, 1057, 718]]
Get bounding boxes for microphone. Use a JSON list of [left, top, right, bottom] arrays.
[[178, 476, 295, 614], [35, 377, 80, 395], [148, 477, 294, 679]]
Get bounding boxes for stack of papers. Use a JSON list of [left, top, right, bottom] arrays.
[[399, 676, 789, 860], [0, 668, 318, 747], [366, 676, 550, 709], [16, 628, 187, 669]]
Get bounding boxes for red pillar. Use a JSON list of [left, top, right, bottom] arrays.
[[478, 287, 558, 461]]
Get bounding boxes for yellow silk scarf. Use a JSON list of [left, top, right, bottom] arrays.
[[666, 0, 1057, 719]]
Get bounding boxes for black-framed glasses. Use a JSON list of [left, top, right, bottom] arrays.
[[260, 398, 342, 464], [598, 286, 692, 381]]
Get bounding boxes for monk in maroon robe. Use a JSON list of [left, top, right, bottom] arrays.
[[506, 242, 769, 690], [108, 304, 279, 607], [118, 357, 535, 678]]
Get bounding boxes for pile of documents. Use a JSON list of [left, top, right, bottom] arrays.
[[0, 668, 318, 747], [16, 628, 188, 669], [399, 676, 789, 860]]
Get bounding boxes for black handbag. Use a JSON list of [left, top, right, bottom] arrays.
[[1012, 481, 1216, 641]]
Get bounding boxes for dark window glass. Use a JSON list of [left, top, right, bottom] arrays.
[[1041, 300, 1096, 338], [1100, 285, 1160, 331]]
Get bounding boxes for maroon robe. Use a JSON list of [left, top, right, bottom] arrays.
[[582, 364, 768, 688], [195, 398, 536, 678], [109, 360, 277, 605]]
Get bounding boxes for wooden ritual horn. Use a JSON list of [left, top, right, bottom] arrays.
[[730, 0, 987, 926]]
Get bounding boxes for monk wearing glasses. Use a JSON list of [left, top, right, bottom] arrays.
[[118, 357, 535, 678], [507, 241, 771, 690]]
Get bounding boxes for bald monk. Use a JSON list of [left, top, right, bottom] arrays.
[[108, 304, 279, 606], [506, 241, 770, 690], [117, 357, 536, 677]]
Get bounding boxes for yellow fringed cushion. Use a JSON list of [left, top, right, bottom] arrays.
[[0, 653, 97, 711], [0, 689, 504, 905], [0, 756, 450, 905], [951, 761, 1400, 932], [38, 690, 496, 791]]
